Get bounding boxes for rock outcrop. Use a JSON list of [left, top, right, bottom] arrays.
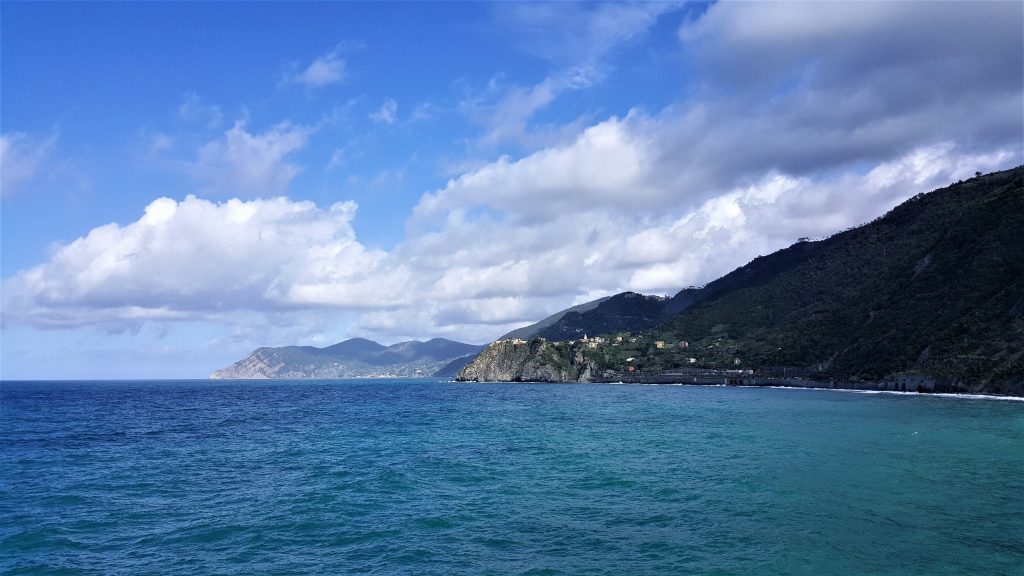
[[457, 339, 589, 382]]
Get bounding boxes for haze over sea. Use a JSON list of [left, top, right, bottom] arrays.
[[2, 379, 1022, 575]]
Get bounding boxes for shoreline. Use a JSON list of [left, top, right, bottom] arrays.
[[454, 379, 1024, 401], [713, 382, 1024, 401]]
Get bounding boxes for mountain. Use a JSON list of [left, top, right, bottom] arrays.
[[459, 167, 1024, 395], [501, 290, 702, 342], [211, 338, 485, 379], [499, 296, 611, 340]]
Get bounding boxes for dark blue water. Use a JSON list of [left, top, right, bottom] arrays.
[[2, 380, 1022, 575]]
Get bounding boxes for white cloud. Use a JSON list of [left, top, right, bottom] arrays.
[[2, 195, 395, 331], [415, 113, 655, 223], [405, 143, 1015, 313], [288, 50, 346, 88], [1, 131, 58, 196], [369, 98, 398, 124], [195, 120, 314, 196]]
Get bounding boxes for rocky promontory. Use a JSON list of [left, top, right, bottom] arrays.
[[457, 339, 589, 382]]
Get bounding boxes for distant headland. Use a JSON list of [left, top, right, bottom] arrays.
[[211, 338, 484, 379]]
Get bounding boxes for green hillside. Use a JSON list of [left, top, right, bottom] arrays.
[[640, 167, 1024, 392], [459, 167, 1024, 394]]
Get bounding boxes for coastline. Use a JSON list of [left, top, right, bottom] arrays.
[[760, 385, 1024, 401], [452, 378, 1024, 401]]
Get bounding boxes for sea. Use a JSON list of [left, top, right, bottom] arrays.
[[1, 379, 1022, 575]]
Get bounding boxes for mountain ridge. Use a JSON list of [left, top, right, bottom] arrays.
[[500, 289, 707, 343], [211, 337, 485, 379]]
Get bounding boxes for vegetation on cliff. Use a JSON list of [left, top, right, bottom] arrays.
[[651, 168, 1023, 392], [498, 291, 699, 342], [457, 339, 578, 382]]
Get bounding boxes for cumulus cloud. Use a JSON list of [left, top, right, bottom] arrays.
[[408, 144, 1014, 312], [369, 98, 398, 125], [415, 113, 655, 223], [2, 195, 394, 330], [1, 131, 58, 196], [195, 120, 313, 196], [287, 50, 346, 88]]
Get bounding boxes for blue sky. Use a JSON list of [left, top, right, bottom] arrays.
[[2, 1, 1022, 379]]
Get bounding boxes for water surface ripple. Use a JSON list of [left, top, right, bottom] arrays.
[[2, 380, 1021, 575]]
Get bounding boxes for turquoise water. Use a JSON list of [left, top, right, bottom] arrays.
[[1, 379, 1022, 575]]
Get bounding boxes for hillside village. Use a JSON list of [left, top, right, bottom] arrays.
[[491, 331, 753, 380]]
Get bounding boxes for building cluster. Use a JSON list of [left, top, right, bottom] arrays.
[[493, 338, 531, 346]]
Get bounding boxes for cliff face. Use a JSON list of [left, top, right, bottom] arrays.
[[212, 347, 283, 379], [457, 339, 589, 382]]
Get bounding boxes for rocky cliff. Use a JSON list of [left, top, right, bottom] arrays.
[[457, 339, 589, 382]]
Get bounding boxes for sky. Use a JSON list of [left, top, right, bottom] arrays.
[[1, 1, 1022, 379]]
